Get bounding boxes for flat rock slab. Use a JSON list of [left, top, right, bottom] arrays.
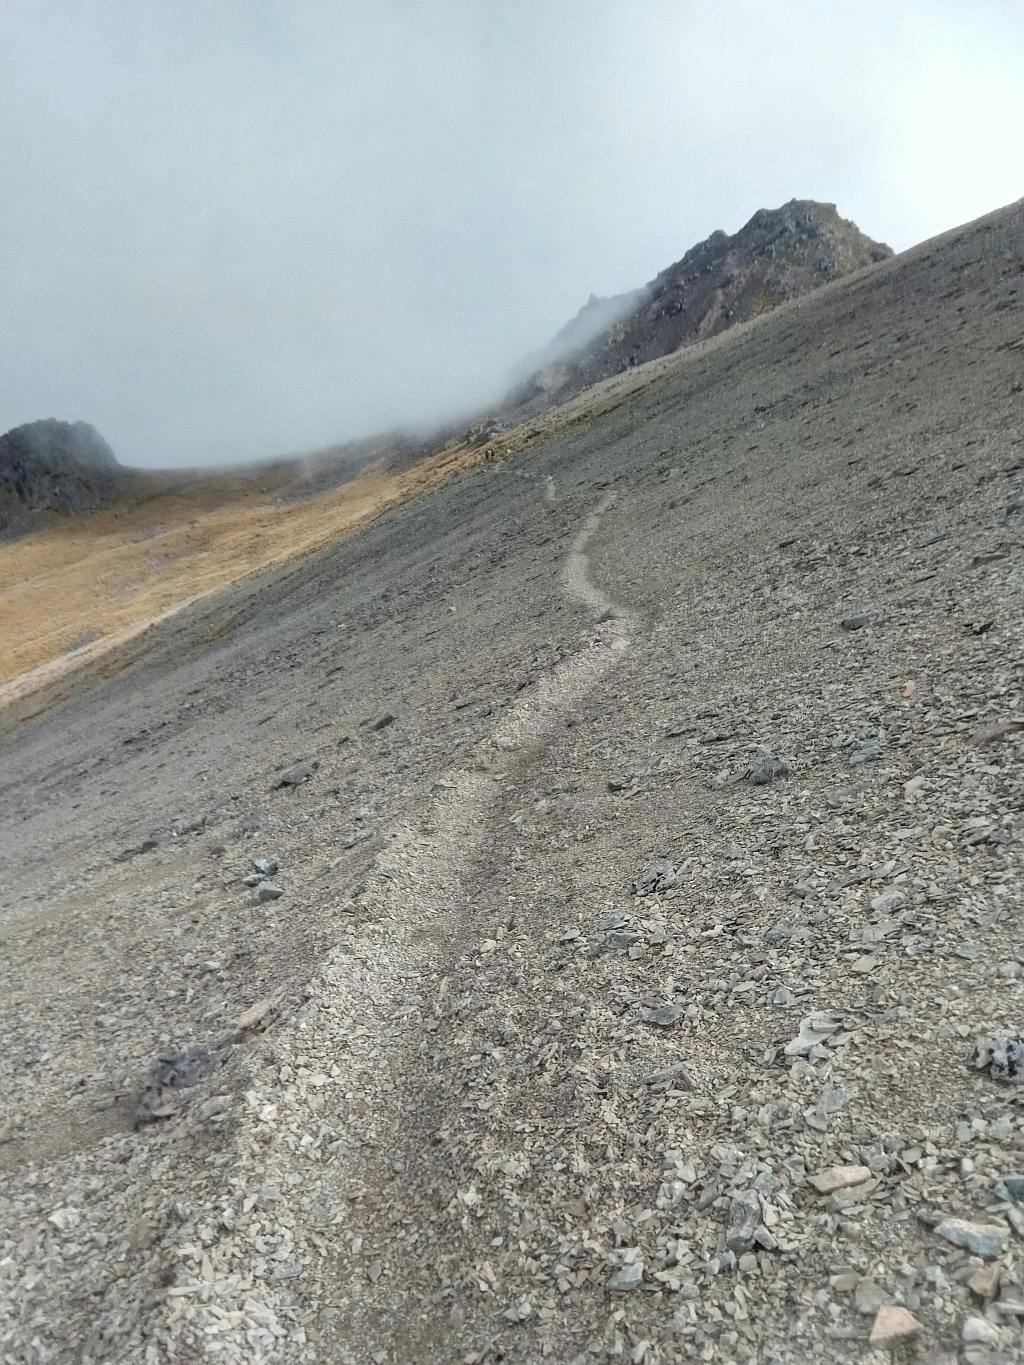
[[869, 1305, 923, 1347], [934, 1217, 1008, 1259], [810, 1164, 872, 1194]]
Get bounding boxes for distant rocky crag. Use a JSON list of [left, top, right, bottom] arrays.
[[0, 419, 124, 532], [509, 199, 892, 410]]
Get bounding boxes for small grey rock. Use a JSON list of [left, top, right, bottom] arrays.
[[136, 1040, 234, 1127], [596, 912, 629, 933], [841, 613, 872, 631], [999, 1174, 1024, 1203], [854, 1278, 890, 1315], [634, 1063, 691, 1090], [272, 760, 318, 789], [198, 1094, 231, 1122], [607, 1260, 644, 1292], [726, 1192, 761, 1252], [850, 739, 882, 765], [608, 773, 636, 792], [642, 1003, 685, 1028], [632, 860, 678, 896], [257, 881, 284, 902], [784, 1011, 842, 1056], [743, 756, 789, 786], [253, 857, 279, 876], [604, 929, 642, 951]]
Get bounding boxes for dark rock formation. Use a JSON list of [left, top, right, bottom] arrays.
[[0, 419, 122, 531], [510, 200, 892, 410]]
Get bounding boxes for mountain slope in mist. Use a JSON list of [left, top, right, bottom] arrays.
[[508, 286, 646, 389], [509, 199, 892, 409], [0, 197, 893, 699]]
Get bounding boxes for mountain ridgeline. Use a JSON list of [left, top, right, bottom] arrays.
[[508, 199, 892, 411], [0, 200, 892, 532]]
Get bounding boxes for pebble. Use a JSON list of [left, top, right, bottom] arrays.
[[257, 881, 284, 902], [841, 613, 872, 631]]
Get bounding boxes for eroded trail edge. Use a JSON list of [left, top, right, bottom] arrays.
[[162, 493, 635, 1360]]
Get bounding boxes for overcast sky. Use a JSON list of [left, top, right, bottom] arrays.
[[2, 1, 1022, 467]]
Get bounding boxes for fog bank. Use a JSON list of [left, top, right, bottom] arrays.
[[2, 1, 1022, 467]]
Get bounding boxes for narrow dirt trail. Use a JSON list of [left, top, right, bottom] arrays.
[[163, 491, 638, 1360], [561, 491, 628, 620]]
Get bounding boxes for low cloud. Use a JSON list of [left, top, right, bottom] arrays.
[[2, 1, 1022, 466]]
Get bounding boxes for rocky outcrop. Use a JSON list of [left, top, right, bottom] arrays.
[[0, 419, 122, 531], [509, 287, 647, 390], [511, 200, 892, 409]]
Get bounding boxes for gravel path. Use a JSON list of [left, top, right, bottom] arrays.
[[2, 200, 1023, 1364]]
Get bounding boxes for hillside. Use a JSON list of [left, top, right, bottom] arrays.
[[509, 199, 892, 410], [1, 200, 1023, 1364], [0, 201, 889, 705]]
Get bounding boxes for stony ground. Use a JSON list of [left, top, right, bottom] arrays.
[[1, 201, 1023, 1364]]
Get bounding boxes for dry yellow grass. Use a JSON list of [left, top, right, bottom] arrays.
[[0, 433, 531, 705], [0, 355, 673, 708]]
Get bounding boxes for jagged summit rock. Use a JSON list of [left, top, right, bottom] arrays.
[[512, 199, 892, 409], [0, 418, 122, 531]]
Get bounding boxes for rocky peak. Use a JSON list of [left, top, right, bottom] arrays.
[[510, 199, 892, 411], [0, 419, 122, 532]]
